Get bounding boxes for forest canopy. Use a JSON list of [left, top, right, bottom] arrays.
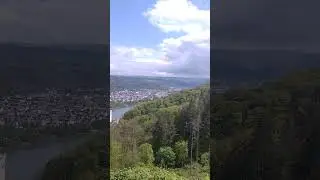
[[211, 69, 320, 180]]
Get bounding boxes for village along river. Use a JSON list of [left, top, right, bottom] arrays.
[[4, 106, 134, 180]]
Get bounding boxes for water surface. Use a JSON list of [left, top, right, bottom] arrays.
[[5, 135, 91, 180], [112, 105, 134, 120]]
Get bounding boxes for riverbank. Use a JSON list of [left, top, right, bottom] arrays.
[[111, 105, 135, 120], [0, 127, 95, 154], [5, 132, 97, 180], [2, 132, 93, 153], [3, 105, 131, 180]]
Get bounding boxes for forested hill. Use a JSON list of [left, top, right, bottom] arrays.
[[41, 84, 210, 180], [122, 84, 209, 120], [110, 84, 210, 179], [0, 43, 108, 94], [212, 49, 320, 85], [212, 69, 320, 180]]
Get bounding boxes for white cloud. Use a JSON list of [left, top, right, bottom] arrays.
[[110, 0, 210, 78]]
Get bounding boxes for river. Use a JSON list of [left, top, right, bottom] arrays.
[[4, 106, 134, 180], [111, 105, 134, 120], [5, 135, 92, 180]]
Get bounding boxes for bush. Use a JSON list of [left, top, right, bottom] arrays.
[[156, 146, 176, 168], [174, 163, 209, 179], [110, 166, 187, 180], [138, 143, 155, 165], [200, 152, 209, 167]]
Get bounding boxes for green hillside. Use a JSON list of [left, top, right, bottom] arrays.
[[111, 84, 210, 179], [41, 84, 210, 180], [212, 69, 320, 180]]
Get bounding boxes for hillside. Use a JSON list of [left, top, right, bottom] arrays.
[[110, 84, 210, 179], [0, 43, 108, 94], [212, 49, 320, 85], [110, 75, 209, 91], [41, 84, 210, 180], [212, 69, 320, 180]]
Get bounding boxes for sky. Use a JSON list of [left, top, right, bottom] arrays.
[[0, 0, 108, 44], [2, 0, 320, 77], [213, 0, 320, 52], [110, 0, 210, 78]]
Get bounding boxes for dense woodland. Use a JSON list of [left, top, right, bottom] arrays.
[[41, 85, 210, 180], [212, 69, 320, 180]]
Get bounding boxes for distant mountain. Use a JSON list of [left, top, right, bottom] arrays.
[[212, 49, 320, 85], [0, 43, 109, 94], [110, 75, 209, 91]]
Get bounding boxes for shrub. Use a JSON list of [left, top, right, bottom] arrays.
[[138, 143, 155, 165], [110, 166, 187, 180], [156, 146, 176, 168], [200, 152, 209, 167]]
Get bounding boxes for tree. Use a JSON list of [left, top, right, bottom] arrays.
[[152, 110, 177, 150], [156, 146, 176, 168], [110, 140, 122, 169], [138, 143, 155, 165], [174, 140, 188, 167]]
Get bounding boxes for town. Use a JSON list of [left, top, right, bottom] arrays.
[[110, 88, 183, 103], [0, 87, 188, 129], [0, 88, 108, 129]]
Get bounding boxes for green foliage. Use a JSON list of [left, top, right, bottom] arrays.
[[138, 143, 155, 165], [41, 134, 106, 180], [110, 85, 209, 177], [110, 140, 122, 169], [174, 140, 188, 167], [211, 69, 320, 180], [110, 165, 188, 180], [122, 87, 208, 120], [156, 146, 176, 168], [42, 85, 210, 179], [200, 152, 209, 167], [174, 163, 209, 180]]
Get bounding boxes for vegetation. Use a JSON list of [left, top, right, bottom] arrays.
[[41, 133, 107, 180], [41, 85, 209, 180], [110, 84, 210, 179], [0, 125, 91, 149], [138, 143, 155, 165], [212, 69, 320, 180], [110, 165, 188, 180]]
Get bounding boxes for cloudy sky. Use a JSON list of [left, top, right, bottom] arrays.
[[110, 0, 210, 78], [0, 0, 210, 78], [0, 0, 108, 44], [213, 0, 320, 51]]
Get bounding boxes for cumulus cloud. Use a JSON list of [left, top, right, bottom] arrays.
[[110, 0, 210, 77]]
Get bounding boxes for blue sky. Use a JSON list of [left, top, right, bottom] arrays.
[[111, 0, 164, 47], [110, 0, 210, 78]]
